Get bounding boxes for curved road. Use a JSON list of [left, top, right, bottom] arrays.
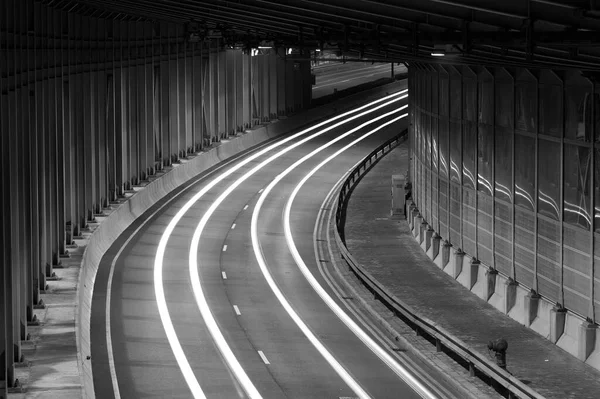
[[312, 63, 397, 99], [90, 85, 437, 399]]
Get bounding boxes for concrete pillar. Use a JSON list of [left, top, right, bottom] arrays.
[[524, 291, 540, 326], [577, 322, 597, 361], [550, 306, 567, 343], [432, 232, 441, 259], [469, 258, 480, 290], [442, 240, 452, 268], [504, 278, 518, 314], [485, 269, 498, 301], [453, 249, 465, 279], [1, 89, 15, 392], [425, 225, 434, 251]]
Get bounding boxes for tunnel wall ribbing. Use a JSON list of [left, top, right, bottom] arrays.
[[0, 0, 311, 393], [408, 63, 600, 323]]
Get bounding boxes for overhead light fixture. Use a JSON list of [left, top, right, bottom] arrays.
[[258, 46, 272, 49]]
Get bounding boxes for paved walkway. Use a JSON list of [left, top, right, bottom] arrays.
[[343, 143, 600, 399]]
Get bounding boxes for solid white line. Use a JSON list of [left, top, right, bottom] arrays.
[[107, 136, 274, 399], [233, 305, 241, 316], [222, 271, 228, 279], [252, 108, 408, 399], [231, 223, 236, 229], [243, 204, 249, 210], [223, 244, 228, 252], [155, 89, 406, 399], [258, 351, 270, 365], [283, 119, 438, 399], [106, 246, 127, 399]]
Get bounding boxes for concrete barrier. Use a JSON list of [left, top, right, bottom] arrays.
[[75, 80, 407, 398], [409, 209, 600, 373]]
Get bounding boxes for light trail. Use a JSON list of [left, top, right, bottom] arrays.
[[188, 93, 407, 398], [281, 115, 438, 399], [153, 89, 407, 398]]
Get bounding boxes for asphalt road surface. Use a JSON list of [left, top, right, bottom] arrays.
[[90, 83, 441, 399], [312, 63, 400, 99]]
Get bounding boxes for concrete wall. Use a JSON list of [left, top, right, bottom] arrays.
[[0, 0, 311, 395], [408, 63, 600, 369]]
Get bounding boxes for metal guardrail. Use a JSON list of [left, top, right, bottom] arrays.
[[333, 128, 544, 399]]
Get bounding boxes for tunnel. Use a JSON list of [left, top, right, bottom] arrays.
[[1, 1, 600, 398]]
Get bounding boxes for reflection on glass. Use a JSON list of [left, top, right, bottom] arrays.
[[595, 149, 600, 232], [539, 190, 561, 219], [477, 174, 493, 196], [564, 200, 592, 228], [564, 144, 591, 229], [495, 182, 513, 202], [495, 127, 513, 202], [515, 135, 535, 211], [537, 139, 560, 220], [516, 184, 535, 210], [462, 165, 476, 188], [432, 136, 438, 171]]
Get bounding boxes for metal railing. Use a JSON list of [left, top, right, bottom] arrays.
[[332, 128, 543, 399]]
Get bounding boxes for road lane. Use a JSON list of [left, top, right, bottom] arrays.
[[91, 87, 427, 398]]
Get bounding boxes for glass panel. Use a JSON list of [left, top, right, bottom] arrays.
[[463, 78, 477, 122], [565, 74, 593, 141], [432, 117, 438, 173], [538, 139, 561, 220], [478, 124, 493, 196], [450, 73, 461, 119], [462, 121, 477, 189], [564, 144, 592, 229], [431, 71, 439, 114], [515, 79, 537, 133], [495, 75, 513, 128], [539, 81, 562, 137], [495, 127, 513, 202], [450, 121, 461, 183], [594, 148, 600, 233], [515, 134, 535, 211], [439, 73, 449, 117], [439, 118, 449, 178], [478, 77, 494, 125]]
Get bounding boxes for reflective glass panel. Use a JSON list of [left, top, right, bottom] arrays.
[[538, 139, 561, 220]]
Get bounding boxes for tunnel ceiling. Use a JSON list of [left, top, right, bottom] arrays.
[[52, 0, 600, 72]]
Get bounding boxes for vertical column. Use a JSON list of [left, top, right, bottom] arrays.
[[178, 31, 187, 156], [95, 18, 107, 211], [75, 14, 87, 233], [63, 12, 74, 247], [0, 0, 15, 383], [145, 23, 155, 175], [126, 21, 136, 186], [269, 52, 277, 120], [116, 18, 127, 192], [107, 18, 118, 200], [54, 8, 66, 261], [243, 50, 251, 128]]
